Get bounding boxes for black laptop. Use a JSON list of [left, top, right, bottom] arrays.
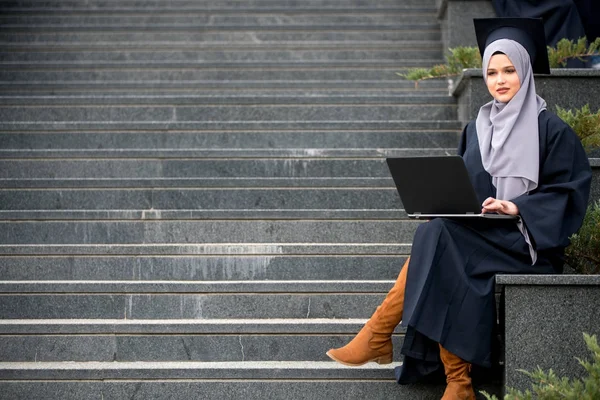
[[386, 156, 518, 220]]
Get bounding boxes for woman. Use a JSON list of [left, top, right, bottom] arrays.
[[326, 18, 592, 400]]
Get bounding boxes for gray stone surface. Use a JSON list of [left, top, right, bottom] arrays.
[[0, 68, 447, 87], [0, 159, 425, 179], [0, 50, 443, 64], [0, 380, 445, 400], [0, 188, 403, 211], [499, 279, 600, 392], [0, 243, 413, 256], [453, 69, 600, 126], [0, 0, 492, 395], [0, 31, 443, 45], [0, 129, 460, 152], [0, 318, 401, 335], [0, 220, 420, 244], [0, 0, 437, 10], [0, 92, 455, 106], [0, 334, 405, 362], [438, 1, 496, 51], [0, 14, 439, 28], [497, 274, 600, 285], [0, 120, 462, 132], [0, 255, 407, 281], [0, 281, 397, 294], [0, 293, 388, 319], [0, 104, 457, 122]]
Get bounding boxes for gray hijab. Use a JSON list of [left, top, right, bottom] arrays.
[[475, 39, 546, 264], [475, 39, 546, 201]]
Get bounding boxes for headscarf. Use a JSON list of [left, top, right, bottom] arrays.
[[476, 39, 546, 200], [475, 38, 546, 264]]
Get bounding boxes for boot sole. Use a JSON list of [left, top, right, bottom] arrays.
[[325, 350, 393, 367]]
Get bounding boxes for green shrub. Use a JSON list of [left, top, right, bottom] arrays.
[[398, 46, 481, 82], [401, 37, 600, 84], [481, 333, 600, 400], [548, 37, 600, 68], [555, 105, 600, 149], [565, 200, 600, 274]]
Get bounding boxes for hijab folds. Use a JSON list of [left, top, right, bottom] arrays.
[[475, 38, 546, 264]]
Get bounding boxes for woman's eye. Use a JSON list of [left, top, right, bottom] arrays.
[[505, 69, 515, 74], [487, 71, 496, 76]]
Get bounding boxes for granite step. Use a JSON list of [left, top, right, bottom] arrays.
[[0, 280, 397, 293], [0, 60, 445, 69], [0, 68, 449, 86], [0, 130, 460, 155], [0, 188, 407, 220], [0, 93, 456, 106], [0, 49, 443, 64], [0, 159, 417, 188], [0, 31, 442, 44], [0, 318, 374, 334], [0, 332, 404, 362], [0, 378, 445, 400], [0, 104, 457, 122], [0, 243, 412, 256], [0, 158, 429, 180], [0, 14, 438, 28], [0, 220, 420, 245], [0, 255, 408, 281], [0, 120, 462, 132], [0, 0, 436, 10], [0, 293, 387, 319], [0, 361, 403, 380]]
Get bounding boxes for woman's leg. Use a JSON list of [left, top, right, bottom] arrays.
[[439, 344, 476, 400], [325, 257, 409, 366]]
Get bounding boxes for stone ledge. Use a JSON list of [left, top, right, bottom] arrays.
[[497, 274, 600, 286], [497, 274, 600, 392], [452, 68, 600, 127]]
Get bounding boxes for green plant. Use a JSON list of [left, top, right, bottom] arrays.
[[555, 105, 600, 149], [565, 200, 600, 274], [398, 46, 482, 82], [481, 333, 600, 400], [401, 37, 600, 84], [548, 37, 600, 68]]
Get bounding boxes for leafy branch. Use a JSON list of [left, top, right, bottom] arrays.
[[481, 333, 600, 400], [556, 104, 600, 149], [400, 37, 600, 85], [548, 37, 600, 68]]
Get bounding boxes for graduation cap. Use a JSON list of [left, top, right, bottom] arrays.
[[474, 17, 550, 74]]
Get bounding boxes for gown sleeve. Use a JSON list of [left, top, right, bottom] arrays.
[[511, 112, 592, 251]]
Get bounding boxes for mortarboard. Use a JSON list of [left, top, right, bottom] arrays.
[[474, 18, 551, 74]]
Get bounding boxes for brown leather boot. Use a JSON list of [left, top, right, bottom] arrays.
[[325, 257, 409, 366], [439, 344, 476, 400]]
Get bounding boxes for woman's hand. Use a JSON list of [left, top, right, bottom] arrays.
[[481, 197, 519, 215]]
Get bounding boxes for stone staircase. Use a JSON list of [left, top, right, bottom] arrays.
[[0, 1, 491, 398]]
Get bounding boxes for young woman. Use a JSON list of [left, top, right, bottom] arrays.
[[326, 18, 592, 400]]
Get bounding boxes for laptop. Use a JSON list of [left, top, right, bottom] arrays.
[[386, 156, 518, 220]]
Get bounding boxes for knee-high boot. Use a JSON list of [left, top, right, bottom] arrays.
[[439, 344, 476, 400], [325, 257, 409, 366]]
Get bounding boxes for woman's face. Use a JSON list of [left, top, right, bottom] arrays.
[[486, 53, 521, 103]]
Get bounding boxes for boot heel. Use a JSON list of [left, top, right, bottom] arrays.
[[375, 353, 393, 364]]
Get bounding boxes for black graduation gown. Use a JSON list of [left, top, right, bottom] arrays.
[[573, 0, 600, 41], [395, 110, 592, 384], [492, 0, 586, 47]]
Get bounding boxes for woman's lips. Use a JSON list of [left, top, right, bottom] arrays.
[[497, 88, 509, 94]]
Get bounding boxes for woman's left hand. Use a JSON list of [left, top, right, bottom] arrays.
[[481, 197, 519, 215]]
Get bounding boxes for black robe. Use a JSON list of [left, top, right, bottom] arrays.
[[395, 110, 592, 384], [492, 0, 586, 47]]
